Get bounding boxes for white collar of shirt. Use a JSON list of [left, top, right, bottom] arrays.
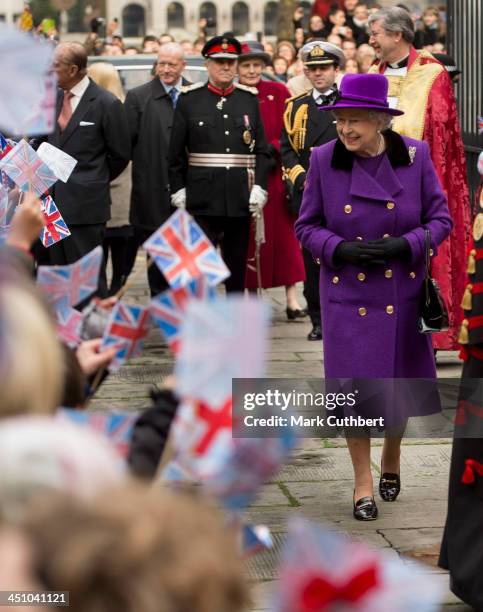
[[312, 88, 334, 104], [162, 78, 182, 94], [68, 75, 90, 112], [69, 75, 90, 100]]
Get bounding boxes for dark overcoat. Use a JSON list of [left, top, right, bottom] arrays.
[[295, 131, 453, 378], [124, 77, 189, 231], [48, 79, 130, 226]]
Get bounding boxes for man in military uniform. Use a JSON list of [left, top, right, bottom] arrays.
[[168, 36, 270, 293], [281, 41, 345, 340]]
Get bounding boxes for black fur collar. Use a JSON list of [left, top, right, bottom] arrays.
[[331, 129, 411, 170]]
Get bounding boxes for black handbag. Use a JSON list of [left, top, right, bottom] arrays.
[[418, 228, 449, 333]]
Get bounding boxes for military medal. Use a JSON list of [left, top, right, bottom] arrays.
[[243, 114, 252, 145], [473, 212, 483, 242]]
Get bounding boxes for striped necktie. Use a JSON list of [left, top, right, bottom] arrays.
[[169, 87, 178, 108]]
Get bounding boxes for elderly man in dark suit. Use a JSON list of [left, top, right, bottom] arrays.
[[42, 42, 130, 293], [124, 42, 190, 296]]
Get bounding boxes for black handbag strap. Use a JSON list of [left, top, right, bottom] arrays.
[[424, 228, 431, 304], [424, 228, 431, 280]]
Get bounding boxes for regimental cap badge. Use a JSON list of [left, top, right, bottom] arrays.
[[222, 38, 229, 51], [311, 45, 325, 57]]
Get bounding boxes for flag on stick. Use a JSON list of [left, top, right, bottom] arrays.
[[143, 209, 230, 288]]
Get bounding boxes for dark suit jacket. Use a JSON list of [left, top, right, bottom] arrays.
[[281, 91, 338, 213], [48, 79, 130, 226], [124, 77, 189, 231]]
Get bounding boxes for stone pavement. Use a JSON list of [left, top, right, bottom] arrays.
[[93, 260, 471, 611]]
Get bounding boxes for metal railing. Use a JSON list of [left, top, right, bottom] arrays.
[[447, 0, 482, 205]]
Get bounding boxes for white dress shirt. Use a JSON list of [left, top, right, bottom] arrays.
[[68, 75, 91, 113], [312, 87, 335, 105]]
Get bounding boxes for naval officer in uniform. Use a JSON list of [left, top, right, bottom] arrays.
[[168, 36, 270, 293], [281, 41, 345, 340]]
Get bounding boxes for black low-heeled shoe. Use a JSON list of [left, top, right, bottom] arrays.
[[353, 495, 378, 521], [379, 472, 401, 502], [286, 307, 308, 320]]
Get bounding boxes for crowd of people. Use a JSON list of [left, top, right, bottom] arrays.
[[1, 1, 482, 610]]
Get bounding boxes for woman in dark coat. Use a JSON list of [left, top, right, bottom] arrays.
[[295, 74, 452, 520], [439, 156, 483, 609]]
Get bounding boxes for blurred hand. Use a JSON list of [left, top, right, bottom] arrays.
[[93, 296, 118, 310], [6, 191, 45, 251], [76, 338, 117, 376]]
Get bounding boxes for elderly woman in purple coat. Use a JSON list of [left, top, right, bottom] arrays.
[[295, 74, 452, 521]]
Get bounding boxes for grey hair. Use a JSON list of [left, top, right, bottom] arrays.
[[368, 111, 392, 130], [158, 42, 185, 59], [332, 109, 392, 130], [368, 7, 415, 44]]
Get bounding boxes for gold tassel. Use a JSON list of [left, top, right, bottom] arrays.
[[458, 319, 469, 345], [467, 249, 476, 274], [461, 284, 473, 311]]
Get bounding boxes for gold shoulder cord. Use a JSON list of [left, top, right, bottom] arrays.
[[283, 102, 308, 153]]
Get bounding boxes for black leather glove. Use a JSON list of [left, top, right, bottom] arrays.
[[366, 237, 410, 260], [334, 241, 387, 266]]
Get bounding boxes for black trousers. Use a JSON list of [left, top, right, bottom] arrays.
[[194, 215, 251, 293], [302, 246, 321, 326], [133, 227, 170, 297], [34, 223, 108, 298]]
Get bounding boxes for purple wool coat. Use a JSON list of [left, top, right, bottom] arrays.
[[295, 132, 453, 378]]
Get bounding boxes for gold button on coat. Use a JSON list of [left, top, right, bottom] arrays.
[[386, 305, 394, 314], [344, 204, 352, 213], [429, 248, 434, 256], [332, 276, 339, 284], [409, 271, 416, 279], [358, 307, 367, 316], [383, 233, 390, 238], [356, 236, 363, 241], [386, 202, 395, 210], [384, 269, 393, 278], [357, 273, 366, 281]]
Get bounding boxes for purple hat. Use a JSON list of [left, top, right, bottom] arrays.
[[318, 73, 404, 116]]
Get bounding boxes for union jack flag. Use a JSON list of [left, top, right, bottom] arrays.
[[59, 408, 139, 459], [0, 138, 57, 196], [149, 276, 216, 353], [40, 194, 71, 247], [143, 209, 230, 288], [101, 301, 151, 372], [243, 523, 273, 557], [0, 133, 15, 190], [55, 306, 82, 348], [37, 245, 103, 311], [478, 115, 483, 135]]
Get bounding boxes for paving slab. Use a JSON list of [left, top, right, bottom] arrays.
[[96, 274, 468, 609]]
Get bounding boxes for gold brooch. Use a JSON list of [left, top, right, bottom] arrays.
[[408, 146, 416, 164]]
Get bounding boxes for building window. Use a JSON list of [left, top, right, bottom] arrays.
[[199, 2, 217, 31], [264, 1, 278, 35], [232, 1, 249, 36], [122, 4, 145, 37], [167, 2, 185, 29]]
